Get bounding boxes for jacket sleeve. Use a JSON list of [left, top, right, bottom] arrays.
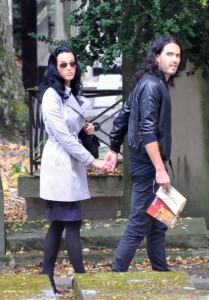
[[109, 93, 132, 153], [139, 80, 162, 146]]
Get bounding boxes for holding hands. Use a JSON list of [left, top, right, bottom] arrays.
[[104, 150, 118, 173], [84, 122, 118, 173], [91, 150, 118, 173], [83, 123, 118, 172]]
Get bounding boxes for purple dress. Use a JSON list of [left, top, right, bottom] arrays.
[[45, 200, 82, 221]]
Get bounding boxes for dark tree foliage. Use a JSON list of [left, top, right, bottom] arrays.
[[32, 0, 209, 78]]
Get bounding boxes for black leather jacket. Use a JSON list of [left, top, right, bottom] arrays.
[[110, 73, 172, 164]]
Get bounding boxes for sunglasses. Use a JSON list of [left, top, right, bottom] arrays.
[[58, 62, 77, 68]]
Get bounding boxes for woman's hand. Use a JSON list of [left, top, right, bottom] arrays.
[[91, 159, 112, 173], [84, 122, 95, 135]]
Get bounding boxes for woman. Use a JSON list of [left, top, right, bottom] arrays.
[[39, 45, 109, 295]]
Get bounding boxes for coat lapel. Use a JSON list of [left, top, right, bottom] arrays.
[[65, 87, 83, 116], [65, 87, 91, 116]]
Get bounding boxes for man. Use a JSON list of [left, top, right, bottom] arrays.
[[105, 35, 184, 272]]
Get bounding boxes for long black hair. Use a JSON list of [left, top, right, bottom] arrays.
[[132, 35, 185, 87], [39, 45, 82, 101]]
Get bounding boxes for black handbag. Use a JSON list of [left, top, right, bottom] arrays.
[[79, 129, 100, 158]]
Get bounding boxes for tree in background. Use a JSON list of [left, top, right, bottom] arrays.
[[0, 0, 27, 142], [34, 0, 209, 216], [36, 0, 209, 78]]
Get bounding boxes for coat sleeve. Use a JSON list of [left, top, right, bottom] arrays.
[[42, 88, 94, 166]]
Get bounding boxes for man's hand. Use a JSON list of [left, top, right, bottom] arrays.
[[104, 150, 118, 173], [155, 168, 170, 193]]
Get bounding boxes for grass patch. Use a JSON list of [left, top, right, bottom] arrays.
[[0, 274, 50, 299]]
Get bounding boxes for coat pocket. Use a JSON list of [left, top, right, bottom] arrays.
[[55, 146, 68, 166]]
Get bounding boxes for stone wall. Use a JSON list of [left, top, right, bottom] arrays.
[[171, 63, 209, 227], [18, 175, 122, 221], [120, 62, 209, 228]]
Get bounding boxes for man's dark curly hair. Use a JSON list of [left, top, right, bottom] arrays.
[[132, 35, 185, 87], [39, 45, 82, 101]]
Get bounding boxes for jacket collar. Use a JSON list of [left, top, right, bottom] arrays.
[[159, 71, 168, 85]]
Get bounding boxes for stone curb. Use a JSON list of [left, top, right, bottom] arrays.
[[54, 275, 209, 295], [4, 217, 208, 252], [53, 275, 209, 296]]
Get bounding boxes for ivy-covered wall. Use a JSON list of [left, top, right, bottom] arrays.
[[0, 0, 27, 142]]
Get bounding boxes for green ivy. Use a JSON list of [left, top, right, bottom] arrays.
[[12, 154, 29, 175]]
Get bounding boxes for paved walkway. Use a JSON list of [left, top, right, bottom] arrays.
[[1, 217, 209, 297]]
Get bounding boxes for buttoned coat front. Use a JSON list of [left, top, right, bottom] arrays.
[[40, 86, 94, 202]]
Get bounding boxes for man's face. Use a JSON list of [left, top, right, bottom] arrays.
[[156, 42, 181, 81]]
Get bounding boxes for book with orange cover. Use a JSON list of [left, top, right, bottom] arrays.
[[146, 186, 186, 228]]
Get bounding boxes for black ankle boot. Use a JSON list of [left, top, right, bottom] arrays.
[[71, 278, 74, 289], [49, 275, 61, 295]]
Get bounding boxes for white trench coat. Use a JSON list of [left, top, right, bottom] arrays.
[[40, 86, 94, 202]]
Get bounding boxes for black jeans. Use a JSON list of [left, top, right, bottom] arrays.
[[112, 178, 169, 272]]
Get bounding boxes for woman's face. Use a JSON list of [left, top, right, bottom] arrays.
[[56, 52, 77, 87]]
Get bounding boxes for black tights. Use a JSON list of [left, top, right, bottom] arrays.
[[42, 220, 85, 278]]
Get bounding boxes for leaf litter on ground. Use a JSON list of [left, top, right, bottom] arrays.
[[1, 142, 209, 298]]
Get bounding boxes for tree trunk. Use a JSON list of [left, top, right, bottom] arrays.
[[120, 55, 137, 218], [0, 0, 27, 142], [0, 170, 5, 254]]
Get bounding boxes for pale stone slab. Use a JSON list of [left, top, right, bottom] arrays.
[[74, 271, 199, 300], [0, 274, 55, 299]]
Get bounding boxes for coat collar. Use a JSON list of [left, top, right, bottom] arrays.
[[64, 86, 91, 116]]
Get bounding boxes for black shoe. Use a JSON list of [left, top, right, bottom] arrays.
[[49, 275, 61, 295], [71, 278, 74, 289]]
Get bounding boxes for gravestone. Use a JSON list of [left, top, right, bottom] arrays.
[[0, 172, 5, 254], [74, 271, 199, 300]]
